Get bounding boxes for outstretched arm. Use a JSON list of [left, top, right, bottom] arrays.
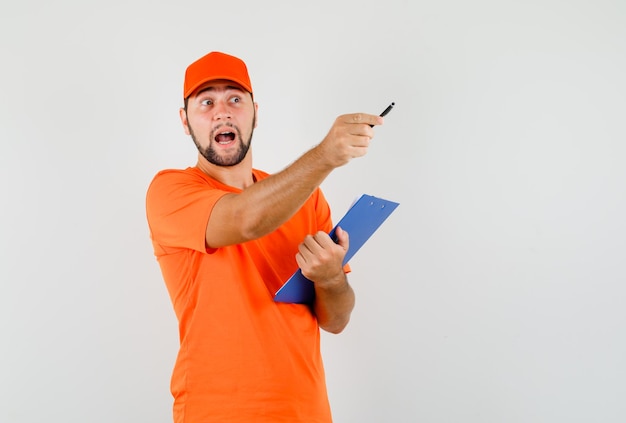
[[206, 114, 383, 248]]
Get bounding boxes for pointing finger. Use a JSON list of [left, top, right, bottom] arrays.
[[342, 113, 383, 127]]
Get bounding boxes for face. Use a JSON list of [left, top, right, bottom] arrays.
[[181, 80, 257, 167]]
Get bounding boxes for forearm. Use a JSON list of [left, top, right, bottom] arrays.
[[238, 146, 334, 237], [207, 112, 382, 247], [207, 145, 335, 247], [313, 273, 355, 334]]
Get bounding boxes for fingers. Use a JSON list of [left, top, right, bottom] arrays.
[[297, 231, 331, 260], [296, 230, 348, 282], [318, 113, 383, 168], [340, 113, 384, 128], [296, 230, 346, 264], [334, 226, 349, 251], [337, 113, 383, 139]]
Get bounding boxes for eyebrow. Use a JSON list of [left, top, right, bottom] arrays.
[[195, 85, 245, 97]]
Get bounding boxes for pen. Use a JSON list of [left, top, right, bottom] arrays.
[[371, 102, 395, 127]]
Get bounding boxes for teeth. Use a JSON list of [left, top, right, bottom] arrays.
[[216, 132, 235, 144]]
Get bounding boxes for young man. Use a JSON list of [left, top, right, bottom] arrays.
[[146, 51, 384, 422]]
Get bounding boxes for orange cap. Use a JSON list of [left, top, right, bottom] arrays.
[[183, 51, 253, 99]]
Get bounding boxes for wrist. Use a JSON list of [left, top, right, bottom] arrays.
[[315, 272, 349, 292]]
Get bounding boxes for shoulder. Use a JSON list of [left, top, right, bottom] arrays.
[[149, 167, 204, 185], [146, 168, 212, 213], [147, 167, 216, 195]]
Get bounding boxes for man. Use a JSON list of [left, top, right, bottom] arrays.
[[146, 51, 384, 422]]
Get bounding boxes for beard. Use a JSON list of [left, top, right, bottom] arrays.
[[189, 113, 256, 167]]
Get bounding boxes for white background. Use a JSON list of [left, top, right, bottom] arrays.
[[1, 1, 625, 422]]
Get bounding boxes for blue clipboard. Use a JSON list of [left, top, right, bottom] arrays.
[[273, 194, 400, 304]]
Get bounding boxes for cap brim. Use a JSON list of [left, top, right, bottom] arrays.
[[185, 76, 253, 99]]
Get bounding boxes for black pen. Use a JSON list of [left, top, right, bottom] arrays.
[[370, 102, 395, 127]]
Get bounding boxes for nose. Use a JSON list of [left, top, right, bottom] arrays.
[[212, 100, 232, 120]]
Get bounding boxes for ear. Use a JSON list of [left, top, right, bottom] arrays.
[[179, 107, 191, 135], [253, 102, 259, 128]]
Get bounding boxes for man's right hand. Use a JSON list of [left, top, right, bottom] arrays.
[[316, 113, 384, 168]]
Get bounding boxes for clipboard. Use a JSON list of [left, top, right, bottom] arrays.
[[273, 194, 400, 304]]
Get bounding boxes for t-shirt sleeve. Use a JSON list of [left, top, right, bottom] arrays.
[[146, 170, 227, 253], [314, 188, 333, 233]]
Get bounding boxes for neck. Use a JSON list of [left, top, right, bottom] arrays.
[[196, 153, 255, 190]]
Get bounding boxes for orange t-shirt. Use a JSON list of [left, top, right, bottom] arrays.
[[146, 167, 334, 423]]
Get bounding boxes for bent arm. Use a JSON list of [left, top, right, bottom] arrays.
[[296, 226, 355, 333]]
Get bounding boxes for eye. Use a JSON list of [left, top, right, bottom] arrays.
[[229, 96, 241, 104], [200, 99, 213, 106]]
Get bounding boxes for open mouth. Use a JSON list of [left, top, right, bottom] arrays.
[[215, 131, 236, 144]]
